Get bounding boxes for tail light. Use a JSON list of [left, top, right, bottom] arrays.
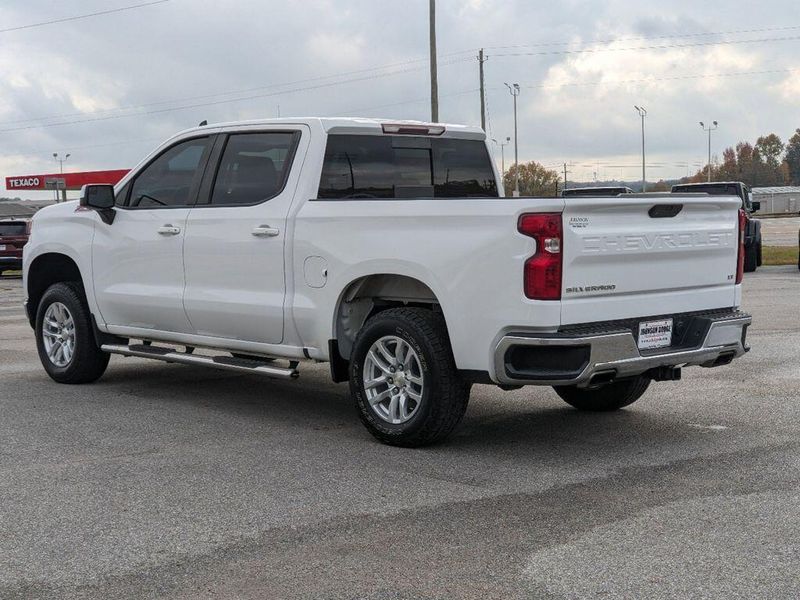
[[518, 213, 562, 300], [735, 209, 746, 284]]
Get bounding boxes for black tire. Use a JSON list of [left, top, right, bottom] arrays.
[[553, 376, 650, 412], [35, 282, 109, 384], [756, 241, 763, 267], [349, 307, 470, 447], [743, 243, 758, 273]]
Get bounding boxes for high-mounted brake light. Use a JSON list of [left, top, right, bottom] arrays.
[[381, 123, 446, 136], [736, 208, 746, 284], [518, 213, 563, 300]]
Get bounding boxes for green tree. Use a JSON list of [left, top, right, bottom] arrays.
[[785, 129, 800, 185], [755, 134, 784, 168], [754, 133, 786, 185], [503, 161, 560, 196]]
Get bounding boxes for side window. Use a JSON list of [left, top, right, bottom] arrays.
[[128, 137, 211, 208], [210, 132, 299, 206]]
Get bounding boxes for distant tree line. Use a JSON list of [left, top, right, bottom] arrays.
[[684, 128, 800, 187], [503, 127, 800, 196]]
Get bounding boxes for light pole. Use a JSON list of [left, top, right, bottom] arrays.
[[700, 121, 718, 182], [634, 106, 647, 192], [504, 83, 520, 196], [53, 152, 70, 202], [492, 136, 511, 183], [429, 0, 438, 122]]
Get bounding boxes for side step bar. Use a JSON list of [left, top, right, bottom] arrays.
[[101, 343, 299, 379]]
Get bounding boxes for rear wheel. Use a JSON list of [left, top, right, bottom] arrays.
[[757, 240, 763, 267], [349, 308, 470, 447], [35, 282, 109, 384], [553, 376, 650, 411], [744, 243, 758, 272]]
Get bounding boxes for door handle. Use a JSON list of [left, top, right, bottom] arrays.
[[252, 225, 280, 237], [157, 224, 181, 235]]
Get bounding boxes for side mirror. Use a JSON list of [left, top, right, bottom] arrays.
[[751, 201, 761, 212], [80, 184, 115, 209], [80, 184, 116, 224]]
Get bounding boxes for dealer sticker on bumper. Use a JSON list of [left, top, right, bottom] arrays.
[[638, 318, 673, 350]]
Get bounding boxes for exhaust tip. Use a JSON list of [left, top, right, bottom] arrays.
[[588, 370, 616, 387]]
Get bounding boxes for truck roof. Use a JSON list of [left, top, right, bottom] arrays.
[[171, 117, 486, 141]]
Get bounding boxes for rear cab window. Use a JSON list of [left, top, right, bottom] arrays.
[[317, 134, 498, 199]]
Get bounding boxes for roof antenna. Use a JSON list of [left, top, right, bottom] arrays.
[[198, 119, 208, 126]]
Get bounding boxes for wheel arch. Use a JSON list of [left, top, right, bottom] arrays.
[[332, 273, 446, 361], [26, 253, 85, 327]]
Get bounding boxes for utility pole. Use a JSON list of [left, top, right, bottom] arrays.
[[504, 83, 520, 196], [491, 137, 510, 183], [563, 163, 569, 191], [429, 0, 439, 122], [478, 48, 487, 131], [700, 120, 718, 182], [634, 106, 647, 192]]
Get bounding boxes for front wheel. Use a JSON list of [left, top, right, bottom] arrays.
[[553, 376, 650, 411], [349, 308, 470, 447], [35, 282, 109, 384]]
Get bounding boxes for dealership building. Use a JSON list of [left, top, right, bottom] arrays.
[[752, 186, 800, 215]]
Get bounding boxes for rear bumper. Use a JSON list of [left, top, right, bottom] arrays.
[[0, 256, 22, 269], [494, 310, 751, 387]]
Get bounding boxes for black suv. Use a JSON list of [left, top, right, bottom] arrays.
[[671, 182, 762, 272], [0, 219, 30, 276]]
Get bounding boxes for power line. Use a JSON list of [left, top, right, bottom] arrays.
[[489, 34, 800, 58], [0, 58, 474, 134], [0, 0, 171, 34], [503, 67, 800, 90], [480, 23, 800, 52], [0, 53, 473, 128]]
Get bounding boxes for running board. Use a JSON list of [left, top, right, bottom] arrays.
[[101, 343, 299, 379]]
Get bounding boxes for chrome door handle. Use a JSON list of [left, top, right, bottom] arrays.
[[252, 225, 280, 237], [157, 224, 181, 235]]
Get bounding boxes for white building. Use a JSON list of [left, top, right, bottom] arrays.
[[751, 186, 800, 215]]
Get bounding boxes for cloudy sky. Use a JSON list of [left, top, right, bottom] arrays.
[[2, 0, 799, 198]]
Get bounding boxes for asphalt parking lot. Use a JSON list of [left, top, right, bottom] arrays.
[[1, 268, 799, 599], [760, 215, 800, 246]]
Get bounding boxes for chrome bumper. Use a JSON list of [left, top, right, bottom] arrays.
[[494, 312, 751, 387]]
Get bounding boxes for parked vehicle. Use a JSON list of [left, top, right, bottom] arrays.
[[562, 186, 634, 197], [23, 118, 751, 446], [671, 182, 762, 272], [0, 219, 30, 276]]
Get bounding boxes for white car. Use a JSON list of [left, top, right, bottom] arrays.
[[23, 118, 751, 446]]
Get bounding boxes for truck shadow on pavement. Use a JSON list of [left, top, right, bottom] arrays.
[[95, 358, 720, 459]]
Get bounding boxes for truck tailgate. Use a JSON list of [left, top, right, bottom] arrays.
[[560, 194, 740, 325]]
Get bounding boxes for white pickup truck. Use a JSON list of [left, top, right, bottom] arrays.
[[23, 118, 751, 446]]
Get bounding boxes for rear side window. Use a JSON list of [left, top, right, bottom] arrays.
[[0, 223, 26, 236], [210, 132, 299, 206], [317, 134, 498, 199]]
